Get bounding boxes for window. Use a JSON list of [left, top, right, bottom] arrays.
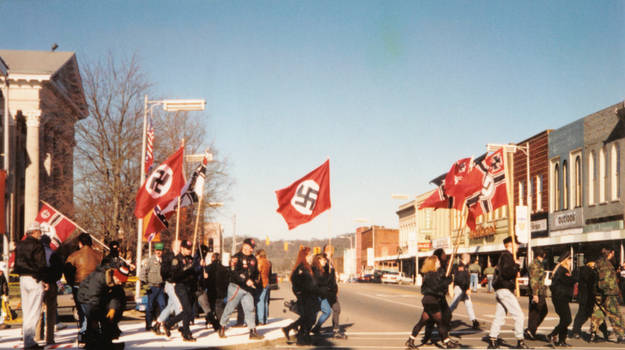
[[612, 143, 620, 200], [554, 163, 560, 211], [518, 181, 524, 206], [600, 147, 606, 203], [588, 151, 595, 205], [530, 177, 535, 212], [536, 175, 543, 211], [575, 155, 582, 207], [562, 160, 568, 210]]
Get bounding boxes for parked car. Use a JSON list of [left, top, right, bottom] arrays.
[[381, 271, 412, 285]]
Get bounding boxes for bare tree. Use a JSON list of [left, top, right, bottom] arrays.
[[74, 52, 230, 259]]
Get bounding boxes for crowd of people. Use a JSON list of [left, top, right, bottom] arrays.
[[405, 235, 625, 349]]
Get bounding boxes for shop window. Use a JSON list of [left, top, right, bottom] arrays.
[[575, 155, 582, 207], [536, 175, 543, 212], [553, 162, 560, 212]]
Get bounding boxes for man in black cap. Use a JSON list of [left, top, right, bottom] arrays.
[[163, 240, 197, 342], [486, 236, 529, 349], [218, 238, 264, 340]]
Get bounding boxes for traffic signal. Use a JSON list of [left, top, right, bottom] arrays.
[[284, 242, 288, 251], [266, 236, 270, 246], [313, 247, 321, 254]]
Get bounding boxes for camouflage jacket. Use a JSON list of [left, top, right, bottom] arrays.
[[528, 258, 546, 296], [597, 256, 619, 296]]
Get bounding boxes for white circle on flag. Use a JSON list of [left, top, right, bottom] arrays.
[[146, 164, 174, 199], [291, 180, 320, 216], [481, 174, 495, 200]]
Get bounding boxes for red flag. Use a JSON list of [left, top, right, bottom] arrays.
[[275, 160, 331, 230], [419, 173, 450, 209], [445, 157, 484, 210], [35, 202, 77, 250], [466, 148, 507, 229], [134, 146, 186, 218], [143, 207, 171, 242]]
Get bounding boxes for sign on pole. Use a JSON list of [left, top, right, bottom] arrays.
[[515, 205, 529, 244]]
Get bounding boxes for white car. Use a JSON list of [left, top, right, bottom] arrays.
[[381, 271, 411, 285]]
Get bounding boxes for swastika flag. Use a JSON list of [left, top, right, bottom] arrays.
[[134, 146, 186, 218], [35, 202, 77, 250], [275, 160, 331, 230]]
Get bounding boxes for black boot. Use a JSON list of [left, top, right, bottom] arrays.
[[282, 326, 292, 342], [405, 336, 419, 349], [523, 328, 535, 340], [515, 339, 530, 349], [249, 328, 264, 340], [311, 324, 321, 335], [472, 319, 481, 330], [218, 326, 226, 338], [588, 332, 600, 343], [487, 337, 498, 349], [182, 332, 196, 342]]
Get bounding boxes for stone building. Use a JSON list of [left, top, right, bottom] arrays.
[[0, 49, 87, 245]]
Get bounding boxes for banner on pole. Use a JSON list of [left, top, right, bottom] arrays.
[[515, 205, 529, 244]]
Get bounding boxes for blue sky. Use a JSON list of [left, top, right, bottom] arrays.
[[2, 1, 624, 241]]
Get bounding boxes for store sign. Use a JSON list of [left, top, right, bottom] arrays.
[[432, 237, 450, 249], [418, 242, 432, 252], [469, 225, 497, 239], [531, 219, 547, 232], [550, 208, 583, 230]]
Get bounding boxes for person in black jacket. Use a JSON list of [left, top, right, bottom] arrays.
[[14, 222, 49, 350], [77, 264, 129, 350], [282, 246, 323, 346], [36, 235, 64, 345], [202, 252, 229, 331], [422, 248, 452, 345], [405, 255, 458, 349], [311, 254, 332, 335], [218, 238, 264, 340], [486, 236, 529, 349], [324, 245, 346, 339], [571, 261, 608, 340], [162, 240, 197, 342], [548, 251, 576, 346], [449, 253, 479, 330]]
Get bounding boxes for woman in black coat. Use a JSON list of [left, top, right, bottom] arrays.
[[549, 252, 576, 346], [311, 254, 332, 335], [405, 255, 458, 349], [282, 246, 322, 345]]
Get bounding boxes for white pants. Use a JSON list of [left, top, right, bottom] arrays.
[[489, 288, 524, 340], [20, 276, 44, 347], [449, 285, 476, 321]]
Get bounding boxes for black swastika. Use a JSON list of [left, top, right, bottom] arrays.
[[149, 170, 170, 195], [294, 186, 318, 211]]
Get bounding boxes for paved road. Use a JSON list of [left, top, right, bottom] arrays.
[[268, 281, 625, 349]]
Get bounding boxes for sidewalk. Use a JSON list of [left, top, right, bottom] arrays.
[[0, 318, 293, 349]]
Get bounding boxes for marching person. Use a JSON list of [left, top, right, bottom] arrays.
[[449, 253, 480, 330], [589, 247, 625, 343], [0, 263, 10, 329], [324, 244, 346, 339], [486, 236, 529, 349], [468, 257, 481, 293], [153, 240, 182, 337], [204, 252, 229, 331], [548, 251, 576, 347], [140, 242, 166, 331], [14, 222, 49, 350], [572, 261, 608, 340], [218, 238, 264, 340], [36, 235, 64, 345], [311, 253, 332, 335], [256, 249, 272, 326], [525, 247, 548, 340], [65, 233, 102, 342], [282, 246, 322, 345], [77, 264, 130, 350], [162, 240, 197, 342], [405, 255, 458, 349], [422, 248, 451, 345]]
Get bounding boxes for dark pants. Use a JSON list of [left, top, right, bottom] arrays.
[[286, 295, 318, 342], [551, 297, 572, 343], [165, 284, 193, 335], [573, 297, 608, 335], [331, 300, 341, 332], [424, 298, 451, 340], [203, 295, 226, 330], [527, 295, 548, 335], [80, 301, 120, 347], [412, 298, 449, 341], [146, 286, 166, 328]]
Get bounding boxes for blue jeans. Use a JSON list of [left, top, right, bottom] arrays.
[[470, 273, 479, 292], [146, 286, 166, 327], [73, 286, 87, 334], [487, 275, 494, 292], [256, 287, 270, 324], [315, 298, 332, 328], [157, 282, 181, 323], [220, 283, 256, 330]]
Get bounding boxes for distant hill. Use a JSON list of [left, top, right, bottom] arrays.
[[222, 234, 353, 273]]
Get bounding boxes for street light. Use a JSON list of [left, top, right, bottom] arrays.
[[392, 193, 421, 286], [136, 95, 206, 301], [487, 143, 531, 261]]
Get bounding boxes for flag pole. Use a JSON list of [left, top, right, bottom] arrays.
[[192, 196, 203, 257], [502, 147, 519, 296], [175, 139, 185, 243], [446, 203, 468, 277]]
